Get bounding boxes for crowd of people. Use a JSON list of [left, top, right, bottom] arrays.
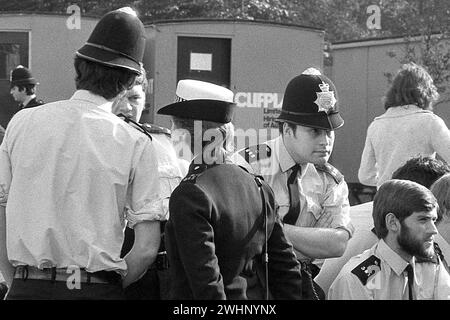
[[1, 7, 450, 300]]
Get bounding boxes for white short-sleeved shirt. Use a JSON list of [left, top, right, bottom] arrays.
[[234, 136, 354, 262], [0, 90, 166, 275], [329, 239, 450, 300]]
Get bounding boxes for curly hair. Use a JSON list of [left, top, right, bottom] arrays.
[[384, 62, 439, 110]]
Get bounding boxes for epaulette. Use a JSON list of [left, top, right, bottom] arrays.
[[351, 255, 381, 286], [26, 99, 44, 108], [141, 123, 171, 137], [314, 163, 344, 184], [117, 113, 152, 140], [181, 163, 209, 183], [239, 144, 271, 164]]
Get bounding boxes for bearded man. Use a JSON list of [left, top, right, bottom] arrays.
[[329, 179, 450, 300]]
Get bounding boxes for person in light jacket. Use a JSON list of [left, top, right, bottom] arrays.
[[358, 62, 450, 188]]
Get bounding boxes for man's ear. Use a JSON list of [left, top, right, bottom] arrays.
[[283, 123, 293, 137], [385, 212, 400, 233]]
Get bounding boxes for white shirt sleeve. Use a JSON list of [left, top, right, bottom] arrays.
[[358, 126, 378, 187], [125, 139, 166, 228]]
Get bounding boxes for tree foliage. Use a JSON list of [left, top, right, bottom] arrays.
[[1, 0, 448, 42], [2, 0, 450, 96], [381, 0, 450, 100]]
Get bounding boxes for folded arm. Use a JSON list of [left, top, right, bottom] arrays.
[[284, 224, 350, 259]]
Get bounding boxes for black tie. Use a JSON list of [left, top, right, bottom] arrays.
[[283, 165, 301, 225], [405, 264, 415, 300]]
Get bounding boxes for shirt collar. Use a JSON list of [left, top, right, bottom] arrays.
[[376, 239, 413, 276], [275, 136, 297, 173], [70, 90, 113, 112]]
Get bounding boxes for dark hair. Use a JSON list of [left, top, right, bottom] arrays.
[[391, 156, 450, 188], [11, 84, 36, 95], [278, 121, 298, 135], [74, 56, 137, 100], [373, 179, 438, 239], [384, 62, 439, 110], [430, 173, 450, 223], [134, 65, 148, 93]]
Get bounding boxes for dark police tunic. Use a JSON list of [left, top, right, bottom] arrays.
[[165, 161, 303, 300], [21, 97, 44, 109]]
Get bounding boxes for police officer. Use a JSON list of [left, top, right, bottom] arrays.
[[329, 179, 450, 300], [0, 7, 165, 299], [234, 68, 354, 299], [10, 65, 44, 110], [158, 79, 303, 300], [112, 67, 187, 299]]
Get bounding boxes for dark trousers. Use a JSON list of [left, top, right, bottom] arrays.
[[6, 278, 125, 300], [124, 267, 171, 300], [122, 225, 170, 300]]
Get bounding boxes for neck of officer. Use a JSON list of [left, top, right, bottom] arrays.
[[191, 144, 228, 166], [282, 134, 307, 166]]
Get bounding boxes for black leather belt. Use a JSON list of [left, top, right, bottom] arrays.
[[14, 266, 122, 284]]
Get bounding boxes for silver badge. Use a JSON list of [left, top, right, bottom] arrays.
[[314, 82, 336, 113]]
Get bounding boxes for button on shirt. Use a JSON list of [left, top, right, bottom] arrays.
[[329, 239, 450, 300], [0, 90, 166, 275], [235, 136, 353, 261]]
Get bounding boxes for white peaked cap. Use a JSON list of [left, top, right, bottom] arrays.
[[176, 79, 234, 103], [302, 67, 322, 76]]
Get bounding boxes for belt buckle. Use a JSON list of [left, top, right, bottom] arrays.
[[15, 265, 30, 280]]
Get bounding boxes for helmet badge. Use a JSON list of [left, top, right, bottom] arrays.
[[314, 82, 336, 113]]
